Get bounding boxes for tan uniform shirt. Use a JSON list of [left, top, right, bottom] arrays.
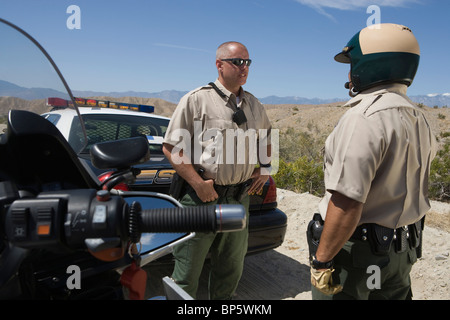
[[164, 80, 272, 186], [319, 83, 437, 229]]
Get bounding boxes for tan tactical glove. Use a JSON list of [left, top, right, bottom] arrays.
[[311, 267, 343, 295]]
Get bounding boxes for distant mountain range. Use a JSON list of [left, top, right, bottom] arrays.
[[410, 93, 450, 108], [72, 89, 186, 105], [67, 88, 450, 108], [68, 89, 450, 108], [0, 80, 68, 100], [1, 80, 449, 107]]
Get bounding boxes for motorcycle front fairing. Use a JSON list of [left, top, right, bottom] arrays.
[[4, 110, 100, 192], [0, 18, 190, 299], [0, 18, 110, 298], [0, 18, 245, 300], [0, 17, 97, 192]]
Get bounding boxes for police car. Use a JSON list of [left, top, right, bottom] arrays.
[[43, 97, 287, 255], [42, 97, 175, 194]]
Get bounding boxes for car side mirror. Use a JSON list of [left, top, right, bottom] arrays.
[[90, 136, 150, 169]]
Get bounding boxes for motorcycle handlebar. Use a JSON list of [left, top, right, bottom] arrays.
[[139, 205, 246, 234], [4, 189, 247, 251]]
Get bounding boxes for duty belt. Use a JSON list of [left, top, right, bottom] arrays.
[[351, 218, 424, 256], [214, 179, 252, 202]]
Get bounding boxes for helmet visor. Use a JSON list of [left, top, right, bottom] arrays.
[[334, 49, 351, 63]]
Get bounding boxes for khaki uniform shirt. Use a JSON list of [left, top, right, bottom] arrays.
[[319, 83, 437, 229], [164, 80, 272, 186]]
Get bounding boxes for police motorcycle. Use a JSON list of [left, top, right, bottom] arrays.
[[0, 18, 245, 300]]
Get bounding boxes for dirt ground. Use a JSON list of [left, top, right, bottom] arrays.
[[119, 100, 450, 300], [235, 189, 449, 300], [143, 188, 449, 300]]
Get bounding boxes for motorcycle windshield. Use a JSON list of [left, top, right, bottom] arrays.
[[0, 18, 87, 154]]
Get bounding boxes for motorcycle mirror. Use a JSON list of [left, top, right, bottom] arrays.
[[90, 136, 150, 169]]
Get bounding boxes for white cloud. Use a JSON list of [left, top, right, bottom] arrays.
[[295, 0, 421, 19], [427, 93, 450, 97]]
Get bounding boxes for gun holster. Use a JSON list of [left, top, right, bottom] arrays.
[[169, 172, 186, 200], [306, 213, 324, 258]]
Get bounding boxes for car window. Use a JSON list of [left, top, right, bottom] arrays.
[[42, 113, 61, 125], [68, 113, 169, 153]]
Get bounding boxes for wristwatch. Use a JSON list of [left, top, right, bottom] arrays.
[[310, 255, 334, 269]]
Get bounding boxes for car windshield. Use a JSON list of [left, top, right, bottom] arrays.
[[68, 113, 169, 154]]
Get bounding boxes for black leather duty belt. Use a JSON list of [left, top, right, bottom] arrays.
[[214, 179, 252, 202], [351, 219, 424, 255]]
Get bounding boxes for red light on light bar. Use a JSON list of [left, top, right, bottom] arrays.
[[86, 99, 97, 106], [47, 97, 68, 107]]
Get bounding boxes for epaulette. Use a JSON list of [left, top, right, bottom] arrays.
[[188, 84, 213, 95], [243, 90, 256, 99], [364, 92, 418, 117]]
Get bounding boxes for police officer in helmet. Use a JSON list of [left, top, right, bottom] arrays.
[[308, 23, 437, 299]]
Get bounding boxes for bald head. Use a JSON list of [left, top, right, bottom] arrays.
[[216, 41, 248, 60], [215, 41, 250, 95]]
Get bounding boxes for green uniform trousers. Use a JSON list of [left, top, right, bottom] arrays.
[[312, 238, 418, 300], [171, 186, 250, 300]]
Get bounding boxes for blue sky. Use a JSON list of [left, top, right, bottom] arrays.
[[0, 0, 449, 100]]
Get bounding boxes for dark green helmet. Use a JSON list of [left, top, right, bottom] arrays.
[[335, 23, 420, 93]]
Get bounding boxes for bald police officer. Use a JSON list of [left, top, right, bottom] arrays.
[[309, 24, 437, 300], [163, 41, 272, 300]]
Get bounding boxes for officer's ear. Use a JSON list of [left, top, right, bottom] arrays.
[[216, 58, 224, 71]]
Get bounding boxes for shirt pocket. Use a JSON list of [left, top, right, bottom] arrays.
[[197, 118, 233, 169]]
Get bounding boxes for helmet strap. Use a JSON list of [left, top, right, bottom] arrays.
[[345, 82, 359, 97], [349, 87, 359, 97]]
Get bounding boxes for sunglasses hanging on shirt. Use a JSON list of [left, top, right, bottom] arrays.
[[209, 82, 248, 125]]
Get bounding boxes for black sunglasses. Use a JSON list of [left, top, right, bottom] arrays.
[[221, 58, 252, 67]]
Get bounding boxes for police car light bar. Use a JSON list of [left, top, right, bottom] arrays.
[[47, 97, 69, 107], [47, 97, 155, 113]]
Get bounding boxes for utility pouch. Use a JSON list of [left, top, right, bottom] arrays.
[[410, 217, 424, 258], [306, 213, 324, 258], [169, 172, 186, 200], [368, 224, 395, 255], [394, 227, 409, 254], [409, 217, 423, 248]]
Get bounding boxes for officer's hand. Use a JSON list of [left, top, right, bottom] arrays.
[[248, 168, 269, 195], [311, 268, 343, 295], [195, 179, 218, 203]]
